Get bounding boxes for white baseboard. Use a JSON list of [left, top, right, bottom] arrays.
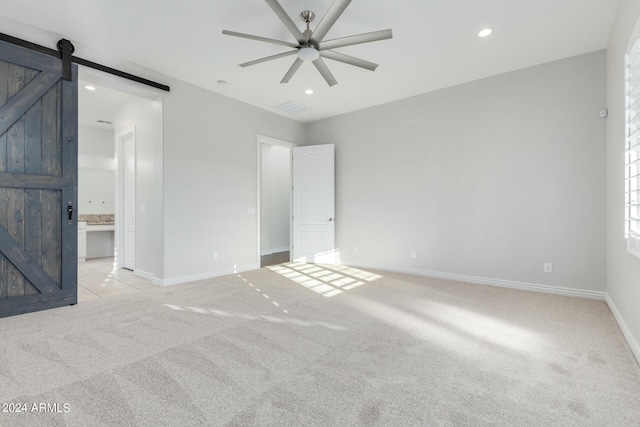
[[86, 251, 114, 259], [133, 269, 157, 284], [346, 262, 606, 300], [154, 264, 259, 286], [606, 293, 640, 366]]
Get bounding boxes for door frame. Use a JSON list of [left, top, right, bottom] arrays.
[[115, 127, 136, 270], [256, 135, 295, 267]]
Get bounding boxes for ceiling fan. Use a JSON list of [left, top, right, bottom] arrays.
[[222, 0, 393, 87]]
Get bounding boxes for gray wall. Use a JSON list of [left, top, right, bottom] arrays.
[[162, 79, 305, 283], [114, 96, 164, 282], [261, 144, 291, 255], [78, 168, 115, 215], [306, 50, 607, 295], [270, 146, 291, 252], [78, 125, 116, 215], [78, 125, 114, 169], [606, 0, 640, 363]]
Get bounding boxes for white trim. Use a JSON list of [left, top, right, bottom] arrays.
[[625, 24, 640, 259], [115, 127, 136, 270], [134, 268, 155, 282], [260, 246, 290, 256], [628, 13, 640, 52], [346, 262, 606, 300], [256, 134, 295, 267], [627, 237, 640, 260], [153, 263, 259, 286], [606, 293, 640, 366], [258, 135, 296, 148]]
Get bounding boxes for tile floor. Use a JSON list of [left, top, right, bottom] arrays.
[[79, 252, 291, 302], [78, 257, 155, 302]]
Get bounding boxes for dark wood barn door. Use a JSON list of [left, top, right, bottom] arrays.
[[0, 40, 77, 317]]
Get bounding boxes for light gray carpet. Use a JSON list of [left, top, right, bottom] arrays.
[[1, 263, 639, 426]]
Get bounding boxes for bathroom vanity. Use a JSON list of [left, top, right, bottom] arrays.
[[78, 214, 115, 261], [77, 167, 116, 261]]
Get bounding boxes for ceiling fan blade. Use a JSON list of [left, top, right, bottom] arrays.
[[319, 29, 393, 51], [312, 57, 338, 87], [320, 50, 378, 71], [264, 0, 307, 45], [310, 0, 352, 45], [281, 58, 304, 83], [239, 50, 297, 67], [222, 30, 299, 48]]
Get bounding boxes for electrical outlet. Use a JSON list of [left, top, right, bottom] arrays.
[[543, 263, 552, 273], [411, 251, 417, 259], [212, 252, 218, 261], [353, 246, 358, 254]]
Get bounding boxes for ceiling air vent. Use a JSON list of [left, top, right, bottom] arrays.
[[96, 120, 112, 125], [272, 100, 307, 114]]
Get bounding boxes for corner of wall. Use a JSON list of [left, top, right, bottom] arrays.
[[606, 293, 640, 366]]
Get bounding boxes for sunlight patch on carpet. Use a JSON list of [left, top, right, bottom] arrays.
[[350, 297, 546, 355], [268, 263, 381, 297]]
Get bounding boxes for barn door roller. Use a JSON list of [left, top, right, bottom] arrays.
[[57, 39, 74, 81]]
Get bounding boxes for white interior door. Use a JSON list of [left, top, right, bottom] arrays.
[[123, 134, 136, 270], [292, 144, 335, 264]]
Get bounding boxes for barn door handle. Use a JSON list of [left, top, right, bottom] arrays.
[[67, 202, 73, 221]]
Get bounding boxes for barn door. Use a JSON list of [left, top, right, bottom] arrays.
[[0, 40, 78, 317]]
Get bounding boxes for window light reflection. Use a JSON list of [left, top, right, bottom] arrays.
[[268, 262, 381, 297]]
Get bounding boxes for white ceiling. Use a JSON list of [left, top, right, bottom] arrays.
[[0, 0, 622, 123], [78, 81, 133, 129]]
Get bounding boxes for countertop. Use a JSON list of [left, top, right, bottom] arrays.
[[78, 214, 114, 225]]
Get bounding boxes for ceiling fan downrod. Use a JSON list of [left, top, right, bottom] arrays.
[[300, 10, 315, 42]]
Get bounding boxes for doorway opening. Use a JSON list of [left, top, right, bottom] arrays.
[[77, 66, 163, 300], [257, 135, 294, 268]]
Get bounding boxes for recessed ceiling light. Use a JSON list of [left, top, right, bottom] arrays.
[[478, 28, 493, 38], [305, 89, 314, 95], [84, 85, 96, 91]]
